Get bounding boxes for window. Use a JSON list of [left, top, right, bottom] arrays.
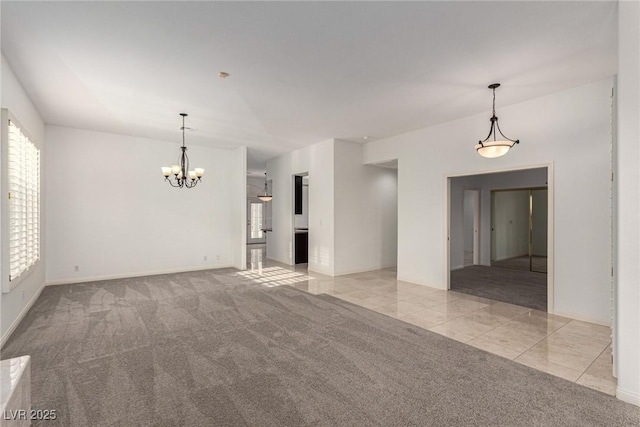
[[250, 202, 264, 239], [8, 119, 40, 282]]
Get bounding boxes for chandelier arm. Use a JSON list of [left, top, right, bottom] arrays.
[[495, 120, 520, 143], [479, 120, 497, 144], [166, 178, 183, 188]]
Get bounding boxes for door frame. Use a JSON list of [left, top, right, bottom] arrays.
[[462, 188, 481, 266], [445, 163, 555, 314]]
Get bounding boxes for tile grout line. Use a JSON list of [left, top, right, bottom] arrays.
[[456, 306, 538, 351], [510, 319, 601, 383], [576, 343, 613, 383], [513, 320, 573, 356]]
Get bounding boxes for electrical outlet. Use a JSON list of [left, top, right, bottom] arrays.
[[203, 255, 208, 261], [216, 254, 220, 261], [74, 265, 79, 272]]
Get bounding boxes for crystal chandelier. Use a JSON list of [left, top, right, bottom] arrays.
[[161, 113, 205, 188]]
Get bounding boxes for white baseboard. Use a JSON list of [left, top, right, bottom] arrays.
[[266, 256, 293, 266], [396, 275, 446, 290], [1, 282, 45, 348], [307, 265, 334, 276], [552, 309, 611, 327], [450, 265, 464, 271], [45, 264, 235, 286], [493, 253, 529, 262], [617, 386, 640, 406], [333, 264, 397, 277]]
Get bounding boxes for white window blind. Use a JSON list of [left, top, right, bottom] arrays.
[[8, 119, 40, 282], [250, 203, 264, 239]]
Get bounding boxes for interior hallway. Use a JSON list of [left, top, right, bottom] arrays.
[[249, 247, 616, 396]]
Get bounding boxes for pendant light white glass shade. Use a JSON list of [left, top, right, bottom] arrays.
[[474, 140, 516, 158], [195, 168, 205, 178], [258, 195, 273, 202], [161, 167, 172, 177]]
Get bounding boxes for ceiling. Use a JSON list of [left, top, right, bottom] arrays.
[[1, 2, 617, 175]]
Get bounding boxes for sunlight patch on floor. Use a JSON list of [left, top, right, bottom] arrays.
[[237, 266, 314, 288]]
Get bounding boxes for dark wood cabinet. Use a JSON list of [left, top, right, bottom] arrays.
[[294, 176, 303, 214], [295, 232, 308, 264]]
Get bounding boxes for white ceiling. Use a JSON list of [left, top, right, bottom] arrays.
[[1, 1, 617, 175]]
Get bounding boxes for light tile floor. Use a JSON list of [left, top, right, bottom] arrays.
[[244, 247, 616, 396]]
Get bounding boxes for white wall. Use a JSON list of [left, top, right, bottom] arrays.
[[531, 189, 548, 257], [247, 176, 264, 189], [364, 79, 613, 326], [492, 190, 530, 261], [45, 126, 245, 283], [266, 139, 335, 275], [247, 176, 264, 199], [449, 175, 482, 270], [334, 140, 397, 275], [463, 191, 474, 254], [0, 55, 47, 345], [231, 147, 247, 269], [615, 0, 640, 406]]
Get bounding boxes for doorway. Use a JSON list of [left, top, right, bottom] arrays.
[[447, 166, 553, 312], [293, 173, 309, 264]]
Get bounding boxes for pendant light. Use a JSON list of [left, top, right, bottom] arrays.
[[161, 113, 205, 188], [258, 172, 273, 202], [475, 83, 519, 158]]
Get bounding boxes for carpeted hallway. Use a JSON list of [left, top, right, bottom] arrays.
[[2, 268, 638, 426], [450, 265, 547, 311]]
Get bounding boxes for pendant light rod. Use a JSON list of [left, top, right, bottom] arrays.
[[180, 113, 187, 148], [161, 113, 205, 188]]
